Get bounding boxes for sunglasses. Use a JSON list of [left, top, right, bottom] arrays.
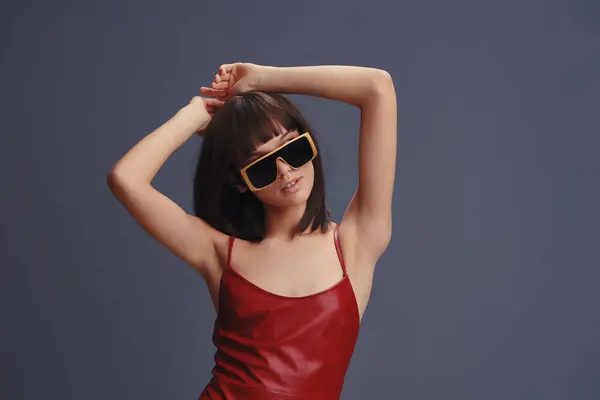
[[240, 132, 318, 192]]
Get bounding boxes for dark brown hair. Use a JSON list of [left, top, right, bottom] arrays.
[[193, 91, 330, 242]]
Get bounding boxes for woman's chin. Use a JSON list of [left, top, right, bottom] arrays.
[[260, 188, 311, 208], [273, 195, 309, 209]]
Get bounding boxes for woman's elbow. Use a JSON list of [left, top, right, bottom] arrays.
[[372, 69, 394, 95]]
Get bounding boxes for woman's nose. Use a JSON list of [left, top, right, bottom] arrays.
[[276, 157, 292, 177]]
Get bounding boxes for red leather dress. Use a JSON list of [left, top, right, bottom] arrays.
[[199, 224, 360, 399]]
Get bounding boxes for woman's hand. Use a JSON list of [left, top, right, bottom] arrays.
[[200, 63, 261, 100], [186, 96, 224, 136]]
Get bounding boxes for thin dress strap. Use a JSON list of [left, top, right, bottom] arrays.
[[333, 224, 348, 275], [227, 235, 235, 267]]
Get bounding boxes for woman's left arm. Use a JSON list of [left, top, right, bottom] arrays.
[[255, 65, 397, 260]]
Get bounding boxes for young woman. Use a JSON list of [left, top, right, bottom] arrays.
[[107, 63, 397, 399]]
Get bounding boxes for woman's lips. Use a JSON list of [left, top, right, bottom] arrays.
[[281, 177, 302, 193]]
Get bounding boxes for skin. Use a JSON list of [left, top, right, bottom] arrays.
[[108, 63, 397, 322]]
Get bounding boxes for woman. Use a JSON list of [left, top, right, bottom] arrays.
[[107, 63, 397, 399]]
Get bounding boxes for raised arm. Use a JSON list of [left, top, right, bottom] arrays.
[[204, 64, 397, 261], [107, 96, 226, 275]]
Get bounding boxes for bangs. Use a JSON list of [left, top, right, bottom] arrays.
[[227, 92, 307, 168]]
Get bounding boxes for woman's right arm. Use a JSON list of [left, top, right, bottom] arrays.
[[107, 98, 225, 275]]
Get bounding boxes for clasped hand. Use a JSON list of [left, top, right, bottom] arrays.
[[190, 62, 259, 135]]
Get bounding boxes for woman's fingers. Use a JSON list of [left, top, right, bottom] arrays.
[[219, 63, 235, 74], [201, 63, 238, 99], [204, 97, 225, 107], [211, 80, 230, 90], [200, 87, 227, 97], [215, 73, 230, 83]]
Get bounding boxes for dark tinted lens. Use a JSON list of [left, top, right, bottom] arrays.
[[279, 136, 314, 168], [246, 153, 278, 188]]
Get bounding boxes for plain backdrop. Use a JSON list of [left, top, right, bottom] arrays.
[[1, 0, 599, 399]]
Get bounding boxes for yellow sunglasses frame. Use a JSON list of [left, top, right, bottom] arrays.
[[240, 132, 318, 192]]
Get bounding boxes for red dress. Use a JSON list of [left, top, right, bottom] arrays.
[[199, 224, 361, 399]]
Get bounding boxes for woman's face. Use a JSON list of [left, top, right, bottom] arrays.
[[245, 129, 315, 208]]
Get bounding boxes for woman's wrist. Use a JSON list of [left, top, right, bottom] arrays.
[[247, 64, 276, 92], [176, 103, 210, 134]]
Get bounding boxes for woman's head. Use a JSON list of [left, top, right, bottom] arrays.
[[193, 91, 330, 242]]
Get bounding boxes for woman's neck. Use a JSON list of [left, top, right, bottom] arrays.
[[263, 202, 308, 241]]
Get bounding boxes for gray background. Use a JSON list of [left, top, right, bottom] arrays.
[[2, 0, 599, 399]]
